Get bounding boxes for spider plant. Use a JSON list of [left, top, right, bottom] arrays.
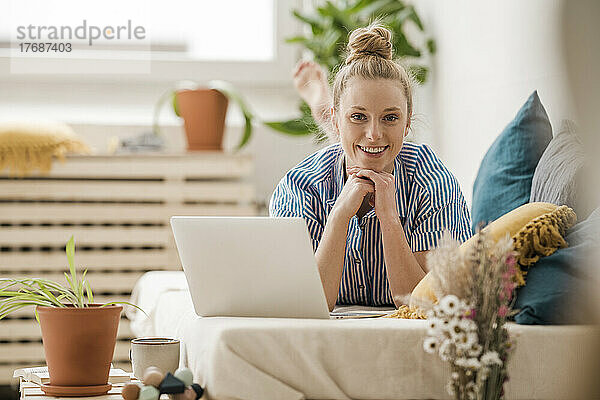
[[0, 235, 145, 321]]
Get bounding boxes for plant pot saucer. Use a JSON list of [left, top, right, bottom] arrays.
[[41, 383, 112, 397]]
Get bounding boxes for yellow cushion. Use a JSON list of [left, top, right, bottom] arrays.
[[0, 121, 90, 176], [409, 202, 577, 307]]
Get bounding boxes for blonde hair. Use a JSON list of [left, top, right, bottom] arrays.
[[329, 23, 414, 141]]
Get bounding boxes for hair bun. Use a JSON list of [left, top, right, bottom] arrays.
[[345, 24, 393, 64]]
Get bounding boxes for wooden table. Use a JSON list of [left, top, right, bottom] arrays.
[[19, 379, 172, 400]]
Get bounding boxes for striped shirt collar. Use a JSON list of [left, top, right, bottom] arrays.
[[326, 148, 408, 219]]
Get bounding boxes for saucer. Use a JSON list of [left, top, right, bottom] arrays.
[[41, 383, 112, 397]]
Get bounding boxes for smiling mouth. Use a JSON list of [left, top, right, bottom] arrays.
[[358, 145, 389, 155]]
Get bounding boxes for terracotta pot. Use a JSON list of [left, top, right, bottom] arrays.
[[36, 304, 122, 386], [176, 89, 228, 151]]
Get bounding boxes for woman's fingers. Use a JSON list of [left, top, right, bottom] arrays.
[[355, 169, 389, 188]]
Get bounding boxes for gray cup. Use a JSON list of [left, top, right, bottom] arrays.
[[130, 337, 180, 380]]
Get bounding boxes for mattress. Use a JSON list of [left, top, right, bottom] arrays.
[[128, 271, 598, 400]]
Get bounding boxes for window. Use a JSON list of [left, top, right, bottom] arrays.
[[0, 0, 299, 84]]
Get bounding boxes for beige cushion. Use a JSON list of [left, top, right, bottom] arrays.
[[410, 202, 577, 307], [0, 121, 90, 176]]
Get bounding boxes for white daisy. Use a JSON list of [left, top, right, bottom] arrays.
[[468, 343, 483, 357], [447, 319, 463, 338], [427, 317, 442, 336], [459, 318, 477, 333], [480, 351, 503, 366], [423, 337, 439, 354], [464, 357, 481, 370], [439, 339, 453, 362], [439, 295, 460, 315]]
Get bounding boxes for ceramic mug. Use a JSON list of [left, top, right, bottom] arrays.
[[130, 337, 180, 380]]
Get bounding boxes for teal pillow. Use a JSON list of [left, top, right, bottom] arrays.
[[514, 208, 599, 324], [471, 91, 552, 233]]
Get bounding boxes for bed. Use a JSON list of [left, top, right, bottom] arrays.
[[127, 271, 598, 400]]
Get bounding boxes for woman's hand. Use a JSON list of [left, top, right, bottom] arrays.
[[353, 168, 399, 226], [331, 171, 374, 222]]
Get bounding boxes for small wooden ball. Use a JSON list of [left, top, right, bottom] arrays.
[[138, 385, 160, 400], [143, 369, 165, 387], [174, 367, 193, 386], [121, 383, 141, 400]]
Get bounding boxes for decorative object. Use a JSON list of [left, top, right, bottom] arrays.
[[121, 366, 204, 400], [514, 207, 599, 325], [529, 120, 593, 219], [268, 0, 436, 138], [471, 91, 553, 233], [423, 230, 519, 400], [0, 236, 143, 397], [0, 121, 89, 176], [410, 202, 577, 307], [130, 337, 180, 380], [153, 80, 254, 151]]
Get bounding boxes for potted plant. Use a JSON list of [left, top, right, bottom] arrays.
[[0, 236, 143, 396], [153, 80, 255, 151]]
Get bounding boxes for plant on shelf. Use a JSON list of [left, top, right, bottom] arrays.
[[268, 0, 436, 138], [422, 231, 518, 400], [0, 236, 144, 395]]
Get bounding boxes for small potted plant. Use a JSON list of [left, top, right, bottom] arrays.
[[0, 236, 143, 396], [153, 80, 255, 151]]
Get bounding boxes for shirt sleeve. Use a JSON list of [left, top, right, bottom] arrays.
[[409, 144, 473, 251], [410, 200, 472, 252], [268, 174, 325, 253]]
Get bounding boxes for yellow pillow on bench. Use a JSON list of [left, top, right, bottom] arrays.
[[409, 202, 577, 307], [0, 121, 90, 176]]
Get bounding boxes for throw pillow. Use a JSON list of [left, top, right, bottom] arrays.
[[529, 120, 591, 219], [0, 121, 89, 176], [514, 207, 599, 324], [471, 91, 552, 233], [410, 202, 577, 307]]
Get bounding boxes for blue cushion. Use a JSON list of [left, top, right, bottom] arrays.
[[471, 91, 552, 233], [514, 208, 599, 324]]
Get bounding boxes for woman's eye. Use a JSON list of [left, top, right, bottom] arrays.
[[350, 113, 366, 121], [383, 114, 399, 122]]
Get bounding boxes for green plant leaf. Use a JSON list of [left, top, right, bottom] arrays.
[[85, 280, 94, 304], [208, 80, 256, 151], [426, 38, 436, 54], [292, 10, 326, 35], [101, 301, 148, 317], [263, 119, 314, 136], [66, 236, 76, 285]]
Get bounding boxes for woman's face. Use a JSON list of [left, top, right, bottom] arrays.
[[333, 77, 409, 173]]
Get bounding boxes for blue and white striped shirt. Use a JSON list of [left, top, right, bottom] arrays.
[[269, 142, 471, 306]]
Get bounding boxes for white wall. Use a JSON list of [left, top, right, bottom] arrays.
[[416, 0, 575, 206]]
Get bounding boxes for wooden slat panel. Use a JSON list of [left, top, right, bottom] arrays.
[[0, 250, 180, 271], [0, 341, 131, 363], [0, 203, 257, 223], [18, 153, 254, 179], [0, 181, 254, 203], [0, 226, 171, 247], [0, 318, 134, 340], [0, 272, 145, 293]]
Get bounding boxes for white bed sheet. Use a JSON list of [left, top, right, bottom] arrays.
[[129, 271, 598, 400]]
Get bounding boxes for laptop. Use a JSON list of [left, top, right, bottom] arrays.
[[170, 216, 331, 319]]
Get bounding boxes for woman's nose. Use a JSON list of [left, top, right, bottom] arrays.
[[365, 122, 383, 141]]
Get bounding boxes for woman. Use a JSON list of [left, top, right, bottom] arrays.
[[270, 24, 471, 311]]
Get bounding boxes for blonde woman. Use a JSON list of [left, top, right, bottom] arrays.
[[270, 24, 471, 311]]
